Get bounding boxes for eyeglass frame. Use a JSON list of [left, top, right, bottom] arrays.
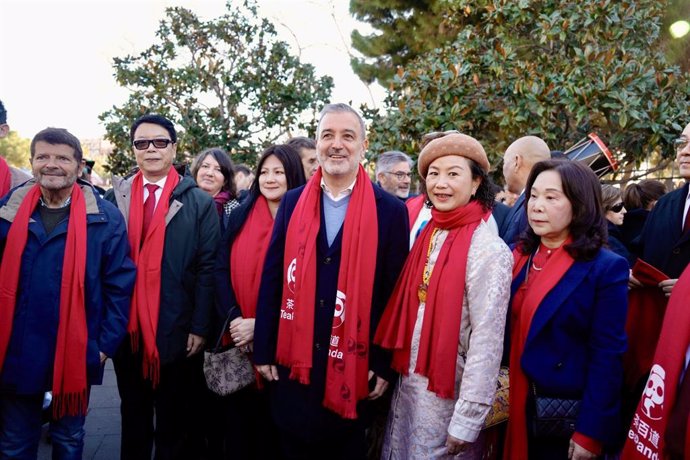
[[133, 138, 173, 150], [384, 171, 413, 180], [674, 137, 689, 152]]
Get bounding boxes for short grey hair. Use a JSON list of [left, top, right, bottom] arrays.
[[317, 103, 366, 139], [375, 150, 413, 176]]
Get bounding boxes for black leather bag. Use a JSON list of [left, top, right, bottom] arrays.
[[530, 385, 581, 439]]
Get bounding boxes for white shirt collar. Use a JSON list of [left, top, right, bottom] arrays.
[[143, 175, 167, 188], [320, 176, 357, 202]]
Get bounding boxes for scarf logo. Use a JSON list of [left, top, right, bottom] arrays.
[[287, 257, 297, 294], [641, 364, 665, 420], [333, 290, 346, 328]]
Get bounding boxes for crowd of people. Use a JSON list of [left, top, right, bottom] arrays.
[[0, 98, 690, 460]]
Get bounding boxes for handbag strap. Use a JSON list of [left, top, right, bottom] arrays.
[[211, 305, 239, 353]]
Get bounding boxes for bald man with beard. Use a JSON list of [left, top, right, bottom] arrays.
[[498, 136, 551, 245]]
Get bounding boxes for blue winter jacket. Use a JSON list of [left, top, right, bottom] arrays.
[[0, 180, 136, 395]]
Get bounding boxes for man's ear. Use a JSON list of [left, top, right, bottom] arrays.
[[514, 153, 523, 171], [0, 124, 9, 138]]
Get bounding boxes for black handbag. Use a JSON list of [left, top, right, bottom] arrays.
[[529, 384, 581, 439]]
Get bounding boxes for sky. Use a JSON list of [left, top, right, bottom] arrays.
[[0, 0, 386, 139]]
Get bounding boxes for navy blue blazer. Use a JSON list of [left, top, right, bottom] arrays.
[[253, 183, 409, 438], [500, 192, 528, 245], [514, 248, 628, 446], [637, 183, 690, 278]]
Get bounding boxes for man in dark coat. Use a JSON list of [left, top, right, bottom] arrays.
[[106, 114, 220, 460], [254, 104, 409, 459], [633, 121, 690, 296], [499, 136, 551, 245], [0, 127, 135, 458]]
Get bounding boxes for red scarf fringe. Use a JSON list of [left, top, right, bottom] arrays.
[[0, 157, 10, 197]]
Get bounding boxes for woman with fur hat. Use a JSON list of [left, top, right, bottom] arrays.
[[375, 132, 512, 458]]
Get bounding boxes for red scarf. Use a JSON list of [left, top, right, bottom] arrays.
[[504, 242, 574, 460], [0, 157, 11, 197], [405, 194, 425, 231], [623, 259, 669, 389], [0, 183, 88, 418], [231, 195, 274, 318], [127, 169, 180, 386], [375, 201, 487, 398], [621, 264, 690, 459], [275, 165, 378, 419]]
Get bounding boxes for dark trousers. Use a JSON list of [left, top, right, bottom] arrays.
[[278, 418, 367, 460], [114, 341, 192, 460]]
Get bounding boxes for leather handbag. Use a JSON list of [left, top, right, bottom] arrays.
[[529, 384, 581, 438], [203, 306, 255, 396]]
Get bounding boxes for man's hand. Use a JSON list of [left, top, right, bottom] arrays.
[[628, 270, 643, 290], [256, 364, 279, 381], [659, 278, 678, 297], [446, 434, 469, 456], [568, 439, 597, 460], [229, 317, 255, 348], [367, 370, 389, 400], [186, 333, 206, 357], [99, 352, 108, 365]]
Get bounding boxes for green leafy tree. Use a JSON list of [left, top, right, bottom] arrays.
[[0, 131, 31, 169], [100, 0, 333, 175], [363, 0, 690, 180], [350, 0, 465, 86]]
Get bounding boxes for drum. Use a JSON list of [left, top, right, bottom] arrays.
[[564, 133, 619, 177]]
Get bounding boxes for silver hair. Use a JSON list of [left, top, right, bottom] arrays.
[[375, 150, 413, 176], [316, 103, 366, 139]]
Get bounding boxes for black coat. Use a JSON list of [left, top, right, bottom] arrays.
[[637, 182, 690, 278], [499, 192, 527, 246], [253, 183, 409, 440], [107, 174, 221, 364]]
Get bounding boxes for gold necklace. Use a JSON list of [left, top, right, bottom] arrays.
[[418, 228, 441, 303]]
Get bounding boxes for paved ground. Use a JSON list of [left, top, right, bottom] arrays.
[[38, 360, 121, 460]]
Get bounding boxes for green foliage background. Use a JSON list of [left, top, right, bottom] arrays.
[[101, 0, 333, 175]]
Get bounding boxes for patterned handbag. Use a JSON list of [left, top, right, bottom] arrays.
[[484, 366, 510, 428], [529, 384, 581, 438], [203, 306, 255, 395]]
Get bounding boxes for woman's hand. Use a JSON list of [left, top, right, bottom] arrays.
[[445, 434, 469, 456], [568, 439, 597, 460], [229, 317, 255, 347]]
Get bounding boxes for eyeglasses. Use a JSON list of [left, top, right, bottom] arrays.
[[133, 139, 173, 150], [609, 202, 625, 213], [674, 137, 689, 152], [385, 171, 412, 180]]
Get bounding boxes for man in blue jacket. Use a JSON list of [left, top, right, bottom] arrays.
[[0, 127, 135, 459], [254, 103, 409, 459]]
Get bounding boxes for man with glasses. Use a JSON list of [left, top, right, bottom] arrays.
[[632, 122, 690, 296], [106, 114, 220, 459], [375, 150, 413, 200]]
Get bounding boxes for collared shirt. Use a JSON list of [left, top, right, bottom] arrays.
[[143, 176, 167, 211], [683, 185, 690, 231], [320, 176, 357, 202]]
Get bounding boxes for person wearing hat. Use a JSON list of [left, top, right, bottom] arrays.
[[375, 133, 512, 458]]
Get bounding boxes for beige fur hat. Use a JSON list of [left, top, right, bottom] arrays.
[[417, 133, 490, 177]]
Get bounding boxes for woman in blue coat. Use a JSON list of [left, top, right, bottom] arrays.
[[504, 160, 628, 460]]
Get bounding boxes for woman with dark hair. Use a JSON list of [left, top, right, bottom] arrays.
[[212, 144, 306, 459], [504, 160, 629, 460], [191, 147, 241, 231], [601, 184, 634, 266], [619, 179, 666, 248], [376, 133, 512, 458]]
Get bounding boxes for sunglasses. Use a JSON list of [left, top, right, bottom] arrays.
[[420, 129, 460, 148], [609, 202, 625, 213], [133, 139, 173, 150]]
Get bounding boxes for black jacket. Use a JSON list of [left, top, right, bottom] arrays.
[[106, 173, 221, 363]]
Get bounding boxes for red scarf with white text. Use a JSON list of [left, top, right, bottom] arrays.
[[504, 242, 574, 460], [127, 169, 179, 386], [375, 201, 488, 398], [0, 183, 88, 418], [231, 195, 274, 318], [0, 157, 11, 197], [621, 263, 690, 459], [275, 165, 377, 419]]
